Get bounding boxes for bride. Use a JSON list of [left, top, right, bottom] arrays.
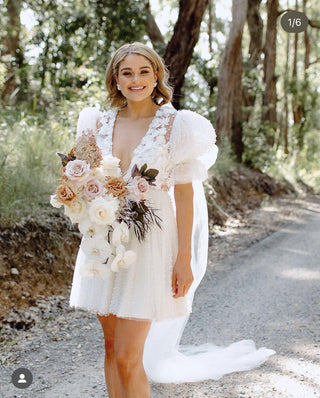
[[68, 42, 274, 397]]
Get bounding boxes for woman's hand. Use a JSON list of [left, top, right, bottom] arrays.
[[172, 253, 194, 298], [172, 183, 194, 298]]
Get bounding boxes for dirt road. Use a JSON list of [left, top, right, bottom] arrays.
[[1, 198, 319, 397]]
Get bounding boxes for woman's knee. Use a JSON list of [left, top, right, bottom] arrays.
[[115, 344, 142, 377]]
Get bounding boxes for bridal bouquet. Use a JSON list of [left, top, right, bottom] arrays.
[[50, 133, 161, 278]]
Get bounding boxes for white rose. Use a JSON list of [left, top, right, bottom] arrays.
[[79, 261, 109, 280], [92, 167, 106, 183], [50, 194, 63, 208], [101, 155, 122, 177], [64, 197, 88, 223], [81, 236, 111, 262], [111, 244, 136, 273], [112, 221, 130, 246], [88, 195, 119, 225]]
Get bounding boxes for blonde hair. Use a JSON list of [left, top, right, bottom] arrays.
[[105, 42, 173, 108]]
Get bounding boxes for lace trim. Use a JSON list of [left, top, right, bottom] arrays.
[[97, 104, 177, 187]]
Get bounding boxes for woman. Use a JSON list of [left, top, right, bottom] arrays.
[[69, 42, 274, 397]]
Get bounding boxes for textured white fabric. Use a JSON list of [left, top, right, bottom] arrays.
[[69, 103, 274, 382], [76, 106, 101, 140], [170, 110, 218, 184]]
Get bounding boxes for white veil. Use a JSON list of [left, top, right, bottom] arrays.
[[143, 174, 275, 383]]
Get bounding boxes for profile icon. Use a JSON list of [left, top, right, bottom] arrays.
[[11, 367, 33, 389], [18, 373, 27, 383]]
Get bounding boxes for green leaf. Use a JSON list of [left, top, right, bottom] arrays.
[[140, 163, 147, 174], [145, 168, 159, 178]]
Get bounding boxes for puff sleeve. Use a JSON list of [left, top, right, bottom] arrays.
[[169, 110, 218, 184], [76, 107, 102, 140]]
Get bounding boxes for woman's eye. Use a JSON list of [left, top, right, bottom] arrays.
[[141, 70, 149, 74]]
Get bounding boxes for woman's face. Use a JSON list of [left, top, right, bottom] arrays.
[[115, 53, 157, 103]]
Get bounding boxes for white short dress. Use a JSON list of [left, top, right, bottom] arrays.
[[69, 103, 218, 321], [68, 103, 275, 382]]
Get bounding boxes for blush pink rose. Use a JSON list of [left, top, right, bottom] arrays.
[[84, 178, 104, 200], [65, 159, 91, 184], [130, 176, 150, 200]]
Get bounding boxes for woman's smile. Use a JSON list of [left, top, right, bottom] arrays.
[[129, 86, 146, 91]]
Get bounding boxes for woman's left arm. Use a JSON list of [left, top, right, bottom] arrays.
[[172, 182, 194, 298]]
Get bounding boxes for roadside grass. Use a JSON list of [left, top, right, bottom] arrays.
[[0, 103, 79, 224]]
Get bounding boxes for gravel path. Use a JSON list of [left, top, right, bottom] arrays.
[[1, 197, 319, 398]]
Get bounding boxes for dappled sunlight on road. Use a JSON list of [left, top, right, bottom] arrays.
[[279, 354, 320, 386], [268, 373, 319, 398], [280, 247, 313, 256], [280, 267, 320, 280], [266, 352, 320, 398]]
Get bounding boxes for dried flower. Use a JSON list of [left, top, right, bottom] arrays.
[[74, 134, 103, 168]]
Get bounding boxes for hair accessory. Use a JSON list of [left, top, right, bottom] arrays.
[[117, 84, 121, 91]]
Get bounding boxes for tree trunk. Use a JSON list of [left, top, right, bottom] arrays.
[[283, 16, 290, 155], [242, 0, 263, 122], [303, 0, 310, 79], [232, 49, 244, 161], [215, 0, 248, 142], [144, 1, 166, 56], [1, 0, 23, 101], [261, 0, 279, 142], [291, 0, 305, 149], [208, 0, 216, 55], [164, 0, 209, 109], [291, 32, 302, 126]]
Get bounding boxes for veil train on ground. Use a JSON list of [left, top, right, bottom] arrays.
[[143, 180, 275, 383]]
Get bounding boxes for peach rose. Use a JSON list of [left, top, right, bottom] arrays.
[[105, 177, 127, 198], [55, 181, 76, 205]]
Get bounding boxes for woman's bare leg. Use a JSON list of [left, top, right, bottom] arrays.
[[114, 318, 151, 398], [97, 314, 123, 398]]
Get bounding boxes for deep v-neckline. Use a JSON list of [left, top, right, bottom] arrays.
[[110, 106, 163, 178]]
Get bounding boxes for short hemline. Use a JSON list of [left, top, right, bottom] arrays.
[[68, 303, 191, 323]]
